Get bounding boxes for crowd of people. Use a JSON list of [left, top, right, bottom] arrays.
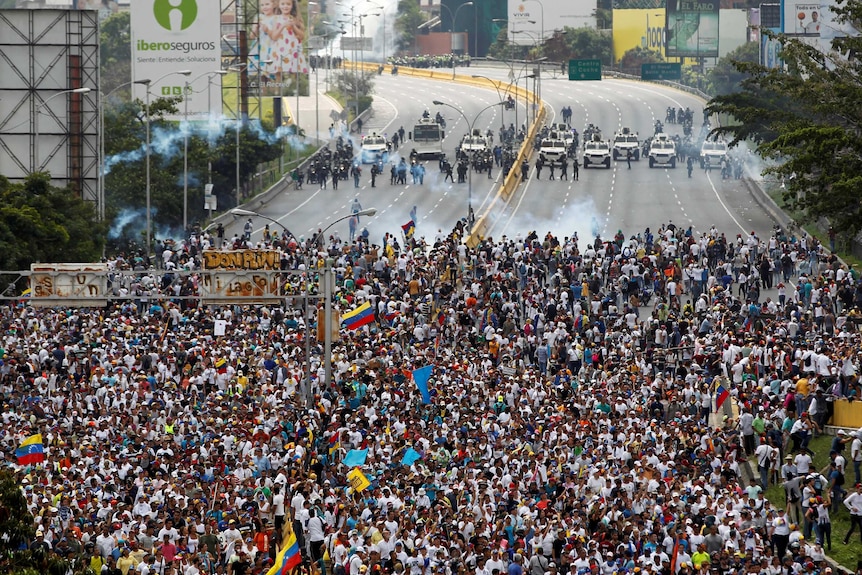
[[4, 218, 862, 575], [387, 55, 472, 70]]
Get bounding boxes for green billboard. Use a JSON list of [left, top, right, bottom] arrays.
[[568, 59, 602, 81], [641, 62, 682, 80]]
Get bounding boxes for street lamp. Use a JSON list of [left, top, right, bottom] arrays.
[[134, 69, 191, 262], [471, 75, 507, 131], [228, 65, 248, 209], [183, 70, 227, 233], [438, 1, 474, 79], [366, 0, 387, 62], [433, 100, 502, 226], [100, 82, 135, 221], [314, 207, 377, 390], [230, 207, 295, 240], [33, 87, 91, 172]]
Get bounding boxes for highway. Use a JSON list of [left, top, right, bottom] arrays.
[[224, 67, 779, 248]]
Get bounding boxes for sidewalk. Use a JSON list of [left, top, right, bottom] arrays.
[[356, 96, 399, 136], [284, 88, 345, 141]]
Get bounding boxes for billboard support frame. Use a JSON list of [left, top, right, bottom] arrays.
[[0, 9, 99, 208]]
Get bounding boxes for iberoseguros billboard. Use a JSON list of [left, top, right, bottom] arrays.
[[612, 9, 667, 63], [131, 0, 222, 117]]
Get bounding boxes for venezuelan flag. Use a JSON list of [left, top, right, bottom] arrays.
[[401, 220, 415, 239], [16, 434, 45, 466], [341, 301, 374, 330], [266, 523, 302, 575]]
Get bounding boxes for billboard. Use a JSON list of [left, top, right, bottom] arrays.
[[131, 0, 222, 117], [782, 1, 821, 34], [249, 0, 311, 96], [508, 0, 596, 45], [612, 9, 667, 62], [666, 0, 720, 58], [0, 9, 99, 207]]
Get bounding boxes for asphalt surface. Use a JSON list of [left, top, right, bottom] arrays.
[[225, 67, 780, 251]]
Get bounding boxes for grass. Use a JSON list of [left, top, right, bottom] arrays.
[[759, 435, 862, 569]]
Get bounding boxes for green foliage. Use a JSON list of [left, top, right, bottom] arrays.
[[103, 96, 283, 240], [619, 46, 664, 74], [487, 27, 528, 62], [100, 12, 131, 96], [706, 3, 862, 236], [332, 71, 376, 113], [395, 0, 429, 54], [0, 173, 106, 271], [0, 469, 35, 552], [706, 41, 760, 96], [543, 27, 613, 66]]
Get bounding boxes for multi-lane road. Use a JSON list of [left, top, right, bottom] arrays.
[[225, 67, 778, 246]]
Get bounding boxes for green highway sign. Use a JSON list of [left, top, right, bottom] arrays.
[[641, 63, 682, 81], [568, 59, 602, 81]]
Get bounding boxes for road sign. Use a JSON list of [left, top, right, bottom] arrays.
[[641, 63, 682, 81], [568, 59, 602, 81]]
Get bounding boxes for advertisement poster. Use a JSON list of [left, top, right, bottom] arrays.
[[665, 0, 720, 58], [508, 0, 596, 45], [250, 0, 310, 95], [131, 0, 222, 117], [612, 9, 667, 63]]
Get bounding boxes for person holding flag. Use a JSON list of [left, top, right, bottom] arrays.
[[16, 434, 45, 466], [266, 522, 302, 575]]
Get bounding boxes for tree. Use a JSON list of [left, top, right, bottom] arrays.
[[707, 41, 760, 96], [706, 1, 862, 236], [0, 173, 106, 272], [487, 27, 528, 62], [103, 95, 283, 245], [542, 27, 613, 66], [394, 0, 429, 54], [619, 46, 664, 75], [100, 12, 131, 96]]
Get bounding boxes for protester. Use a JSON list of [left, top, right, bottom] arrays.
[[3, 219, 862, 575]]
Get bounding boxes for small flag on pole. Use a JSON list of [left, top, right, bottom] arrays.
[[265, 522, 302, 575], [413, 365, 433, 404], [716, 384, 730, 410], [401, 220, 415, 239], [341, 301, 375, 330], [16, 434, 45, 466]]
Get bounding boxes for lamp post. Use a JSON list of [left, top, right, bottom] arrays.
[[314, 207, 376, 390], [34, 87, 91, 172], [366, 0, 387, 62], [134, 70, 191, 262], [357, 12, 381, 73], [183, 70, 227, 233], [433, 100, 502, 227], [230, 207, 295, 240], [336, 2, 359, 120], [471, 75, 507, 131], [438, 1, 474, 79], [228, 65, 248, 208], [512, 29, 546, 127]]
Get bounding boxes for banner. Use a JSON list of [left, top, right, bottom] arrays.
[[131, 0, 222, 117], [612, 9, 667, 62], [250, 0, 311, 96], [666, 0, 720, 58]]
